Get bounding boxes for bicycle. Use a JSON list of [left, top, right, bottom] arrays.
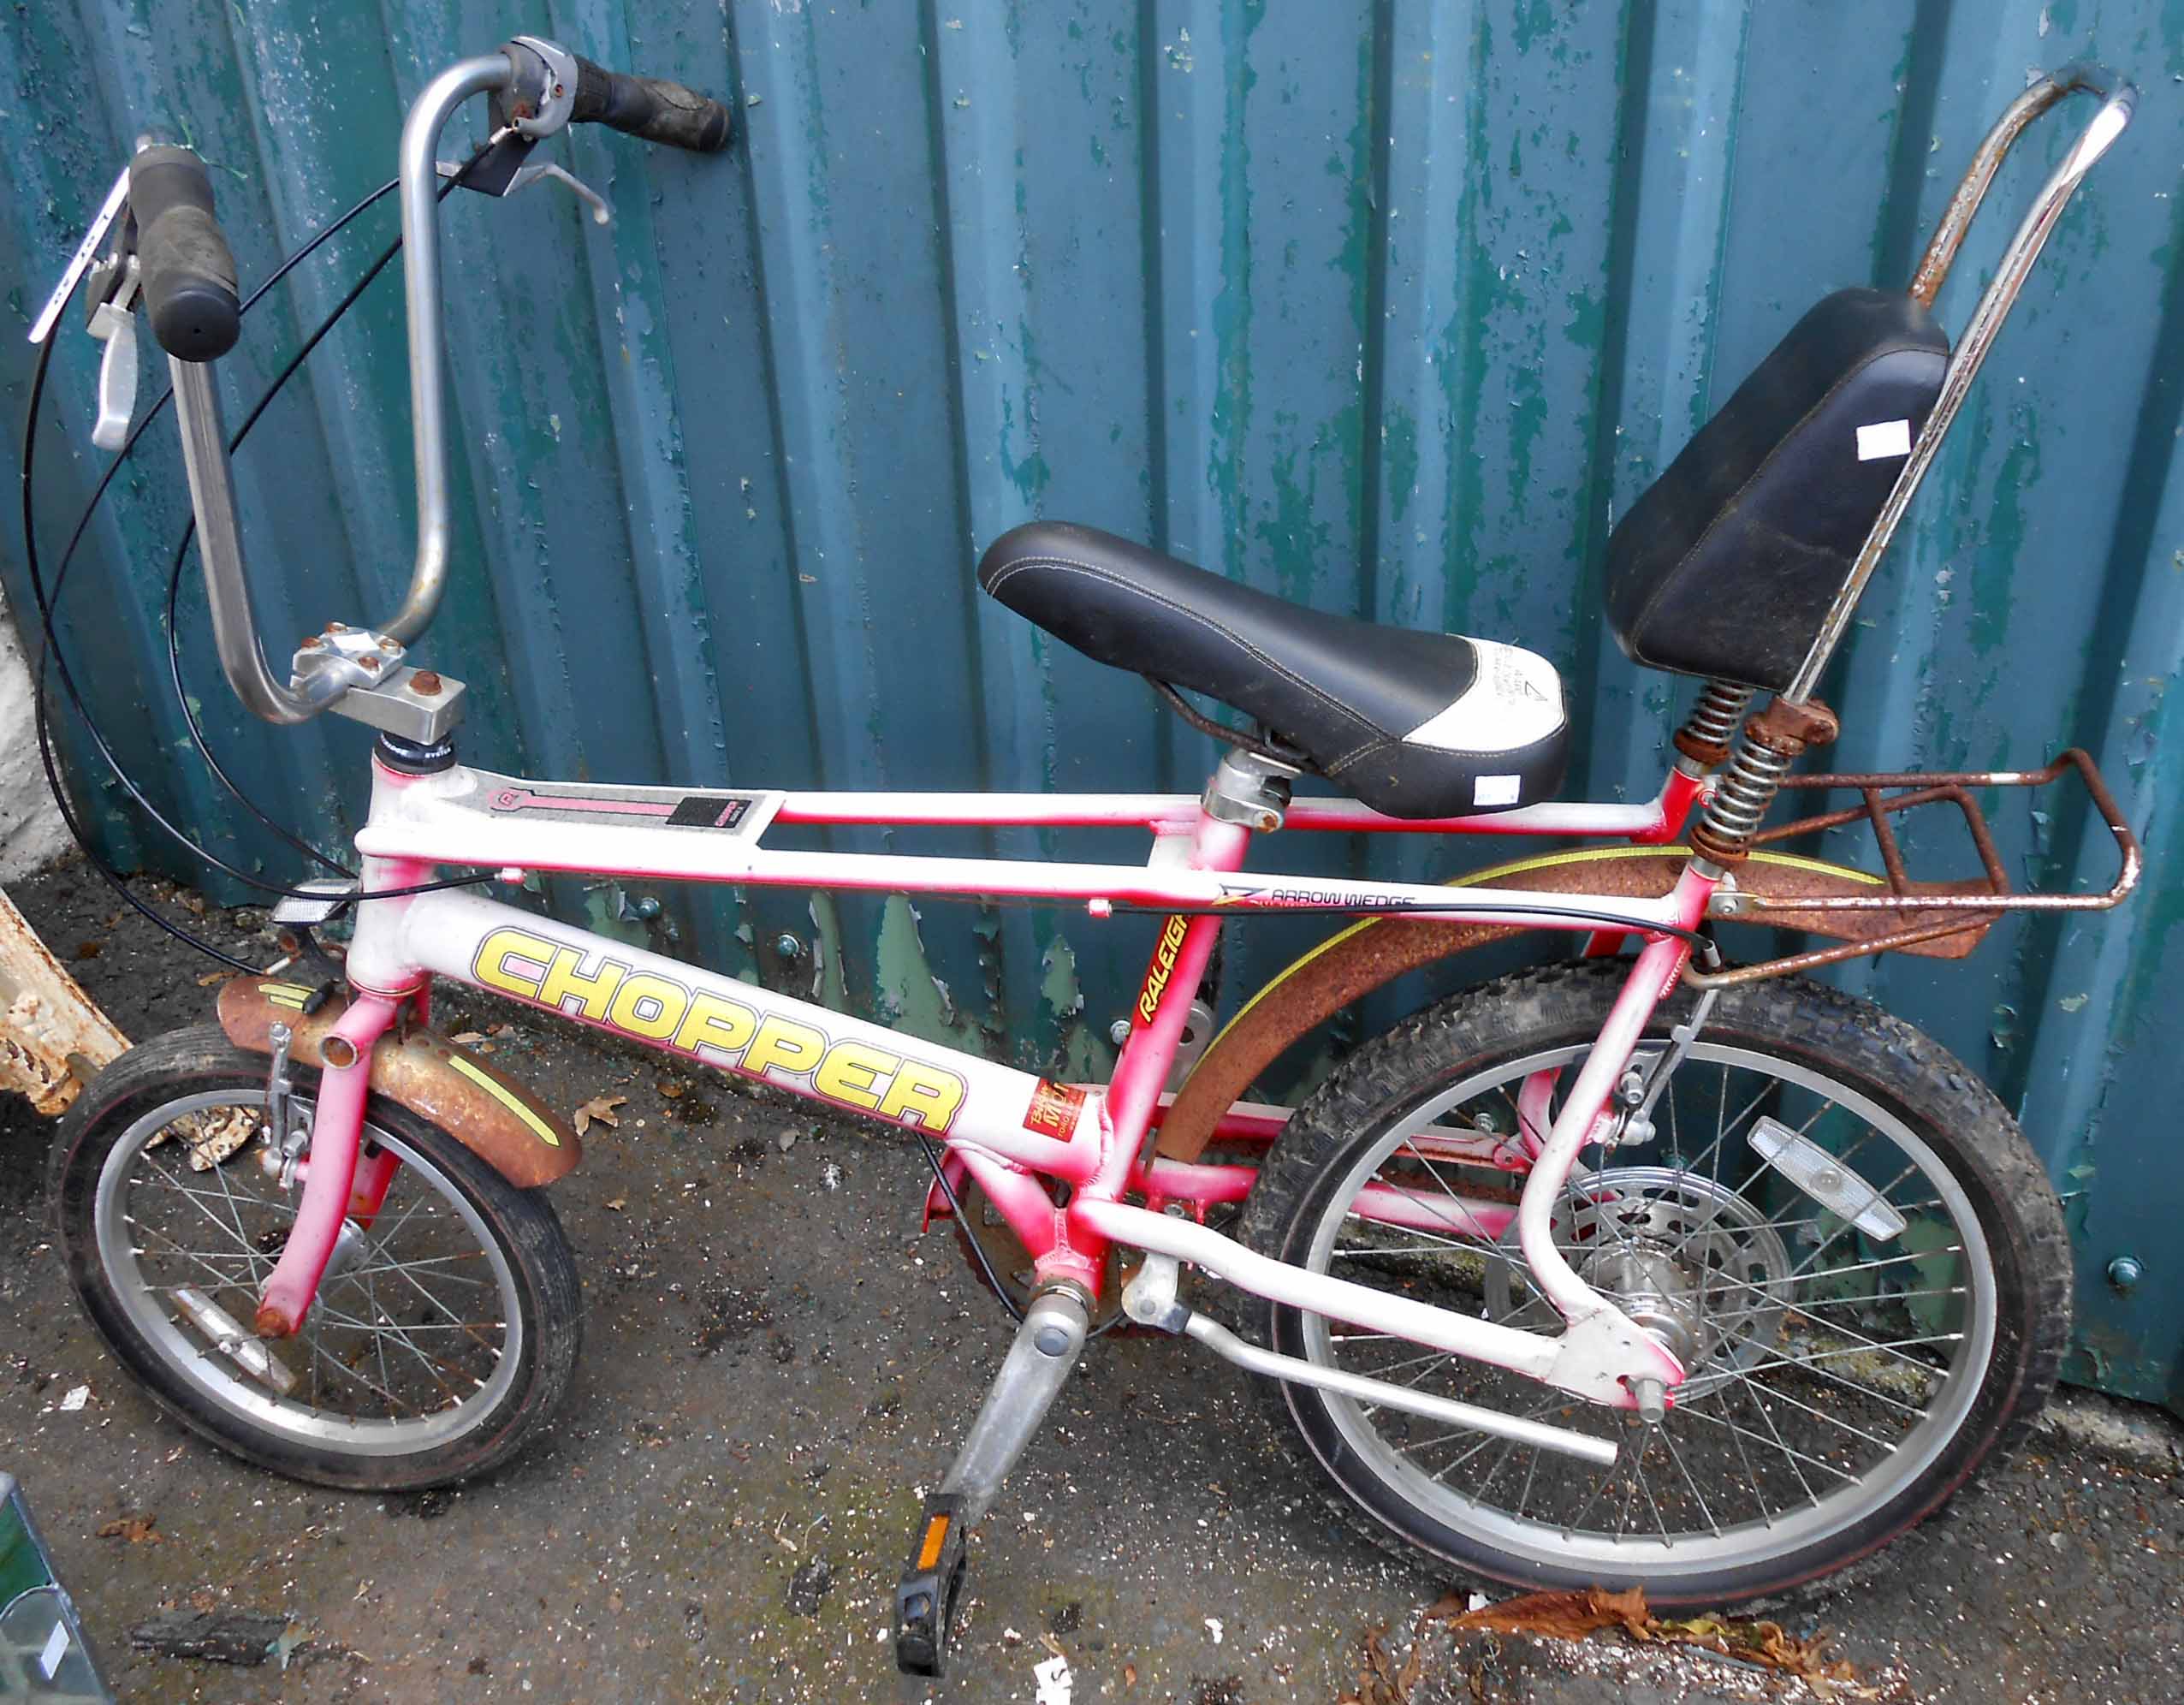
[[22, 36, 2143, 1682]]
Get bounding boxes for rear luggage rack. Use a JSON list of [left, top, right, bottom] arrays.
[[1688, 748, 2139, 989]]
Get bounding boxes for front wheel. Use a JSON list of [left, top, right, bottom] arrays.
[[49, 1026, 582, 1491], [1236, 962, 2070, 1607]]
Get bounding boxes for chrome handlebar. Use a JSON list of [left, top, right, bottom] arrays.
[[154, 39, 727, 737], [151, 54, 2132, 729], [388, 54, 513, 648], [155, 52, 515, 734]]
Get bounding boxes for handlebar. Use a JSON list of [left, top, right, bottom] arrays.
[[129, 147, 241, 362], [568, 55, 733, 152], [142, 36, 734, 734], [387, 44, 732, 653]]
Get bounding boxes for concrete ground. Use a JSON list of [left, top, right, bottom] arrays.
[[2, 859, 2179, 1705]]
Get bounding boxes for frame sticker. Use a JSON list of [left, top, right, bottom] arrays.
[[1023, 1078, 1088, 1139], [486, 784, 763, 835], [470, 925, 967, 1134], [1137, 915, 1191, 1022]]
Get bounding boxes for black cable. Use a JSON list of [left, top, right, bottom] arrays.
[[21, 149, 497, 964], [33, 179, 406, 892], [914, 1133, 1027, 1325], [20, 331, 258, 970], [164, 176, 412, 881], [38, 163, 480, 895], [166, 175, 406, 877]]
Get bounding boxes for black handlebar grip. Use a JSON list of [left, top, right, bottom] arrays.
[[569, 56, 732, 152], [129, 146, 241, 362]]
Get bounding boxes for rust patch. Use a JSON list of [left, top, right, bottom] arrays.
[[1155, 847, 1991, 1165], [217, 979, 580, 1188]]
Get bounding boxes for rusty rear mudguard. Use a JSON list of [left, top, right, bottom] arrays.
[[1154, 844, 1987, 1164], [216, 977, 580, 1188]]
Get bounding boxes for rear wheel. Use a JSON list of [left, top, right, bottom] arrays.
[[1237, 962, 2069, 1606], [49, 1027, 581, 1491]]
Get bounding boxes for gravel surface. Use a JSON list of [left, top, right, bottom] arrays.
[[2, 858, 2178, 1704]]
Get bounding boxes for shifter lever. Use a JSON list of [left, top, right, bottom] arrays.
[[436, 157, 610, 226]]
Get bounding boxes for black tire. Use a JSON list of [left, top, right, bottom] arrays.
[[49, 1026, 582, 1491], [1236, 961, 2069, 1607]]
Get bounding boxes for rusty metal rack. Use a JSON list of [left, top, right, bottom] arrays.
[[1687, 748, 2141, 989]]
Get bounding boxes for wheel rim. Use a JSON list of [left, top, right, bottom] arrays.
[[1296, 1039, 1998, 1579], [94, 1089, 525, 1455]]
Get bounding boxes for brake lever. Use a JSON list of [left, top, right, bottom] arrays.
[[86, 256, 141, 452], [435, 156, 610, 226]]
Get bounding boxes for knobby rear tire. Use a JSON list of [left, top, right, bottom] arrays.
[[1234, 961, 2070, 1607]]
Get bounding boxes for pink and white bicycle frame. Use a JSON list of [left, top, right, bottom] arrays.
[[250, 745, 1709, 1417], [128, 50, 2136, 1450]]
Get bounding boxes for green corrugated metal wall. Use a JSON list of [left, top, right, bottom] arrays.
[[3, 0, 2181, 1407]]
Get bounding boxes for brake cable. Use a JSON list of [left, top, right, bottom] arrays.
[[20, 148, 503, 965]]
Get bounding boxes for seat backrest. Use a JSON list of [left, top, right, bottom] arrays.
[[1604, 288, 1950, 692]]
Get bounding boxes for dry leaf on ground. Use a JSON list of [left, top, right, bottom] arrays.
[[97, 1516, 161, 1544], [1439, 1585, 1652, 1643], [1431, 1586, 1860, 1690], [573, 1094, 627, 1135]]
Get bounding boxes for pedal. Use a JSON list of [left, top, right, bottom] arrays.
[[893, 1490, 969, 1678]]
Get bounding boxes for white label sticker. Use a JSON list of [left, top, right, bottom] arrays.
[[1856, 419, 1913, 461], [39, 1620, 69, 1680], [1474, 773, 1522, 806]]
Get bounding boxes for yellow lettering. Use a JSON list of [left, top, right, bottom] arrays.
[[606, 971, 691, 1040], [1136, 915, 1192, 1021], [813, 1041, 894, 1110], [673, 991, 758, 1060], [537, 948, 626, 1022], [744, 1014, 828, 1079], [876, 1060, 965, 1132], [476, 928, 554, 1000]]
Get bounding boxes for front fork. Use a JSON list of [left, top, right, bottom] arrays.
[[252, 989, 406, 1336]]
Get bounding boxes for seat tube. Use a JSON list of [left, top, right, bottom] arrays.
[[1088, 776, 1262, 1201]]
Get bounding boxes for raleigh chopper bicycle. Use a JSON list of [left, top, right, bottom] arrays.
[[25, 38, 2144, 1681]]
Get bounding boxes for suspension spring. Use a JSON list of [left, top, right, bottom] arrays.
[[1673, 680, 1755, 769], [1694, 736, 1795, 858]]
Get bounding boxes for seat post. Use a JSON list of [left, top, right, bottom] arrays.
[[1201, 746, 1297, 834]]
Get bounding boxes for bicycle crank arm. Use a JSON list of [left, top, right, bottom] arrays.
[[1120, 1255, 1619, 1468]]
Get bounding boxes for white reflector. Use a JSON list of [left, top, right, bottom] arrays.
[[1747, 1116, 1908, 1240]]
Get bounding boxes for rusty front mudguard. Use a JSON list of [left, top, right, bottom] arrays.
[[216, 977, 579, 1187], [1154, 844, 1987, 1164]]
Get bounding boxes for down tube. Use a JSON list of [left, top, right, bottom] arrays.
[[395, 889, 1094, 1169]]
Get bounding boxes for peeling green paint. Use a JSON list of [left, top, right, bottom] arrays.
[[871, 894, 981, 1050], [4, 0, 2181, 1410]]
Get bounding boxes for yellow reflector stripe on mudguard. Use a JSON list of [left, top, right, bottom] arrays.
[[916, 1514, 952, 1572], [444, 1052, 561, 1148], [257, 982, 312, 1010], [1194, 845, 1887, 1062], [1451, 843, 1885, 890]]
